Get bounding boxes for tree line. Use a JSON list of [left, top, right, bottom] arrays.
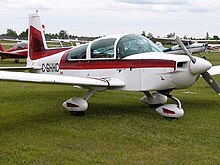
[[0, 28, 97, 41], [141, 31, 220, 40], [1, 28, 219, 41]]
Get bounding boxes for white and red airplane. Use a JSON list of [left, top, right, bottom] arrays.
[[207, 44, 220, 52], [0, 42, 28, 63], [156, 41, 208, 55], [0, 12, 220, 118]]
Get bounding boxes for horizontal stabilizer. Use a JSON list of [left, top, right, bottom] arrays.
[[0, 51, 27, 57]]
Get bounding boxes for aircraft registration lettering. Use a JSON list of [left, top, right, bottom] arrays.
[[41, 63, 59, 72]]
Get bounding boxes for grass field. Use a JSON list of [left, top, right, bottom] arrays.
[[0, 51, 220, 164]]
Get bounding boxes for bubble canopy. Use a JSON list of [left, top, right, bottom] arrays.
[[67, 34, 162, 60], [116, 34, 162, 58]]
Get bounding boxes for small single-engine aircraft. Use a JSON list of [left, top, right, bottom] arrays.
[[51, 37, 90, 47], [207, 44, 220, 52], [0, 42, 28, 63], [0, 12, 220, 118], [0, 38, 71, 63], [156, 41, 208, 55]]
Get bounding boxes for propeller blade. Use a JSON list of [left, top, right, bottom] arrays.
[[175, 36, 220, 95], [201, 71, 220, 95], [175, 36, 196, 63]]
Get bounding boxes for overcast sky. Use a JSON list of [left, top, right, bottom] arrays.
[[0, 0, 220, 38]]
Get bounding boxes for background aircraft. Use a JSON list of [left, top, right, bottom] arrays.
[[207, 44, 220, 52], [0, 38, 74, 63], [0, 41, 28, 63], [0, 12, 220, 119], [156, 41, 208, 54], [153, 37, 220, 53], [51, 37, 90, 47]]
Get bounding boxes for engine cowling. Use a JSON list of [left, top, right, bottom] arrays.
[[63, 97, 88, 112], [156, 104, 184, 118]]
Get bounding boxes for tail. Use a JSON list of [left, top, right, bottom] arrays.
[[0, 42, 4, 51], [27, 12, 48, 64], [27, 12, 69, 67]]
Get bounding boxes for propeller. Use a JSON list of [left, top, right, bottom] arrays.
[[175, 36, 220, 95], [202, 72, 220, 95], [175, 36, 196, 63]]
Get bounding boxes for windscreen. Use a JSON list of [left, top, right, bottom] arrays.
[[116, 34, 162, 58]]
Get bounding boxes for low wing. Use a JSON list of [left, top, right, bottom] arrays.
[[196, 40, 220, 44], [0, 71, 125, 88], [152, 37, 197, 45], [208, 66, 220, 76]]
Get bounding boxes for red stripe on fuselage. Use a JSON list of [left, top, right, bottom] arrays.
[[60, 52, 176, 70]]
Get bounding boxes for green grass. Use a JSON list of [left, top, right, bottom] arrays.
[[0, 47, 220, 164], [1, 44, 15, 50], [0, 59, 26, 67]]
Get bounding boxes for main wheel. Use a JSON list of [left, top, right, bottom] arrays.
[[70, 111, 85, 116], [14, 59, 19, 64]]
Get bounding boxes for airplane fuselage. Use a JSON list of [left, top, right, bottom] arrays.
[[29, 50, 198, 92]]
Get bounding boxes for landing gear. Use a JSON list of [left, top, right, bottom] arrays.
[[62, 89, 96, 116], [141, 91, 184, 118], [156, 94, 184, 118], [140, 91, 168, 106], [14, 59, 19, 64]]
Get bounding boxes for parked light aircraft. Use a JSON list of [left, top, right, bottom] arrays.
[[0, 39, 72, 63], [0, 42, 28, 63], [0, 12, 220, 118], [51, 38, 89, 47], [156, 41, 208, 54], [207, 44, 220, 52], [154, 37, 220, 53]]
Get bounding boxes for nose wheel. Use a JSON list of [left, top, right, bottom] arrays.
[[156, 93, 184, 118], [167, 94, 182, 109]]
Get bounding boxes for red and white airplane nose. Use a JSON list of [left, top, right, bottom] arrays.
[[189, 57, 212, 75]]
